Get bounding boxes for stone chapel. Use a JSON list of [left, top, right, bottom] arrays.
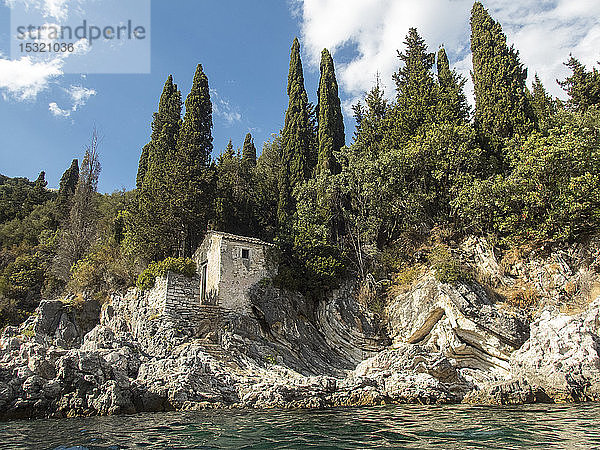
[[192, 231, 275, 311]]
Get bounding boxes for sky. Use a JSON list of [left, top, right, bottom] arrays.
[[0, 0, 599, 193]]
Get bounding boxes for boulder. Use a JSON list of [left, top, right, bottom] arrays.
[[510, 299, 600, 402], [387, 274, 529, 376]]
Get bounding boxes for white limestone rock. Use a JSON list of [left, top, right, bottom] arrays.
[[387, 274, 529, 378], [510, 299, 600, 401]]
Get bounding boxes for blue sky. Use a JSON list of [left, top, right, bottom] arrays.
[[0, 0, 326, 192], [1, 0, 599, 193]]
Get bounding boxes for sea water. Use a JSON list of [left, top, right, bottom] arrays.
[[2, 403, 600, 449]]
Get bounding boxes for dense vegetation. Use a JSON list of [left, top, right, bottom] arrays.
[[2, 2, 600, 324]]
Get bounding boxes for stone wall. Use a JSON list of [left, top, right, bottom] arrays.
[[163, 272, 201, 322], [218, 239, 274, 312], [145, 272, 201, 323]]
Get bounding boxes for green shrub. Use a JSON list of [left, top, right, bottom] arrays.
[[136, 257, 197, 291], [428, 245, 472, 285], [2, 254, 44, 300], [69, 244, 135, 295], [21, 325, 35, 338], [137, 270, 156, 291], [453, 109, 600, 243]]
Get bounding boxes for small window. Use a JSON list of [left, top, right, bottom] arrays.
[[241, 248, 250, 259]]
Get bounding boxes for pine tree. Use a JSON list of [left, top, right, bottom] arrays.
[[437, 47, 470, 124], [391, 28, 438, 138], [531, 74, 556, 126], [470, 2, 534, 158], [214, 140, 242, 234], [54, 130, 101, 281], [558, 57, 600, 112], [223, 139, 235, 158], [58, 159, 79, 201], [278, 37, 315, 226], [173, 63, 215, 255], [353, 75, 389, 148], [317, 48, 345, 175]]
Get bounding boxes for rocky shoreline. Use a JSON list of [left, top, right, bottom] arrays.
[[1, 237, 600, 420]]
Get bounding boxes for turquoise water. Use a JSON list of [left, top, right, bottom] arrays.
[[2, 404, 600, 449]]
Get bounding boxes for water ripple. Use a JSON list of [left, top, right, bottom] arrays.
[[1, 403, 600, 449]]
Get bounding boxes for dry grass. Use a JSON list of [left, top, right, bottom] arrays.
[[499, 245, 532, 277], [560, 270, 600, 315], [560, 301, 588, 315], [588, 281, 600, 302], [387, 266, 422, 299], [429, 226, 456, 246], [357, 277, 386, 316], [499, 280, 540, 311], [61, 293, 86, 309]]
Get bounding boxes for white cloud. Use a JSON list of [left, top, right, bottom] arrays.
[[48, 84, 96, 117], [0, 1, 89, 102], [0, 56, 63, 100], [296, 0, 600, 107], [48, 101, 69, 116], [68, 85, 95, 110], [42, 0, 69, 20], [210, 89, 242, 126], [5, 0, 71, 20], [0, 32, 91, 105]]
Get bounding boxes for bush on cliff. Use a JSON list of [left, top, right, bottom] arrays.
[[428, 245, 472, 285], [136, 257, 196, 291], [69, 244, 136, 297], [453, 108, 600, 244]]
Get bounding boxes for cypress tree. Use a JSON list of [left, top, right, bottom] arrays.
[[33, 171, 45, 186], [241, 132, 257, 169], [391, 28, 438, 137], [470, 2, 534, 158], [240, 133, 258, 236], [150, 75, 176, 154], [174, 63, 215, 255], [143, 75, 181, 184], [27, 171, 48, 208], [278, 37, 314, 226], [58, 159, 79, 201], [129, 75, 182, 261], [317, 48, 345, 175], [135, 143, 149, 189], [437, 47, 470, 124], [178, 64, 213, 162]]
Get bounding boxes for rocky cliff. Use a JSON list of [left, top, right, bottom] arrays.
[[1, 237, 600, 420]]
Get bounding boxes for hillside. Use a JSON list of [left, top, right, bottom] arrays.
[[0, 235, 599, 419]]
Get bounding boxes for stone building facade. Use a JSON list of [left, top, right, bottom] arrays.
[[192, 231, 275, 312], [144, 231, 275, 322]]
